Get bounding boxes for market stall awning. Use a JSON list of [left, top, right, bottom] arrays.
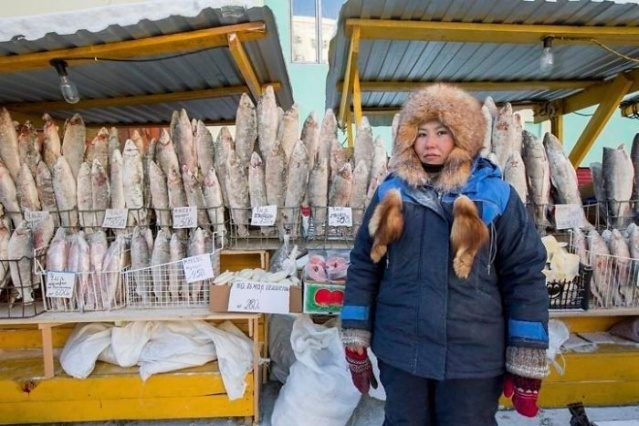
[[0, 0, 294, 128], [325, 0, 639, 165]]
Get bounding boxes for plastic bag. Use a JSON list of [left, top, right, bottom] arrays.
[[271, 315, 361, 425], [60, 323, 113, 379], [547, 319, 570, 375], [268, 313, 298, 383]]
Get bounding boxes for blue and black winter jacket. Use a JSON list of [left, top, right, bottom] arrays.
[[341, 158, 549, 380]]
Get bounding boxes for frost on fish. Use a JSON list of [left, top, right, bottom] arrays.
[[282, 141, 310, 238], [234, 93, 258, 171], [62, 113, 86, 180], [225, 152, 251, 238], [52, 156, 79, 229]]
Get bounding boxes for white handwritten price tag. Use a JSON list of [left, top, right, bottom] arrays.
[[554, 204, 584, 230], [46, 272, 75, 298], [328, 207, 353, 227], [25, 210, 50, 223], [182, 254, 215, 284], [173, 206, 198, 229], [228, 280, 290, 314], [251, 205, 277, 226], [102, 208, 128, 228]]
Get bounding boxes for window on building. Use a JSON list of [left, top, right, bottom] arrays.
[[291, 0, 342, 64]]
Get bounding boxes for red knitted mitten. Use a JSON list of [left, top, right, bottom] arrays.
[[345, 347, 378, 394], [503, 373, 542, 418]]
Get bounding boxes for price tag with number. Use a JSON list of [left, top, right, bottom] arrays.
[[227, 280, 290, 314], [102, 208, 128, 229], [554, 204, 584, 230], [328, 207, 353, 227], [25, 210, 50, 223], [46, 272, 75, 298], [173, 206, 198, 229], [182, 254, 215, 284], [251, 205, 277, 226]]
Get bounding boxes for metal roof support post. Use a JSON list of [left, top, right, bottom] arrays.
[[338, 26, 361, 127], [568, 73, 633, 167], [227, 32, 264, 101]]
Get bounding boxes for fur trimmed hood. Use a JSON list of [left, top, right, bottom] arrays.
[[389, 83, 486, 191]]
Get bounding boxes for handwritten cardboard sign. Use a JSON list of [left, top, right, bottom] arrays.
[[45, 272, 75, 298], [554, 204, 584, 230], [227, 281, 290, 314], [182, 254, 215, 284], [328, 207, 353, 227], [102, 208, 128, 229], [251, 205, 277, 226], [173, 206, 198, 229]]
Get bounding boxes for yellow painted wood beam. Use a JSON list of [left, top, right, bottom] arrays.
[[338, 26, 361, 126], [227, 32, 263, 100], [339, 80, 601, 92], [561, 68, 639, 116], [569, 73, 632, 166], [550, 103, 564, 142], [3, 84, 280, 114], [346, 19, 639, 45], [353, 72, 363, 126], [0, 22, 266, 73], [82, 119, 236, 129], [346, 109, 354, 148]]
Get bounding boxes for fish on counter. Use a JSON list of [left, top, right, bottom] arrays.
[[149, 161, 171, 229], [214, 126, 234, 207], [491, 103, 515, 170], [328, 163, 353, 208], [503, 151, 528, 204], [101, 234, 128, 310], [301, 111, 320, 168], [186, 228, 208, 303], [131, 226, 152, 306], [88, 230, 109, 311], [182, 165, 210, 228], [68, 231, 92, 311], [350, 160, 370, 234], [16, 163, 41, 215], [45, 227, 68, 311]]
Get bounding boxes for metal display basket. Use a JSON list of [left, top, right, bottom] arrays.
[[547, 264, 592, 311], [0, 255, 46, 319], [41, 269, 127, 312], [587, 250, 639, 309]]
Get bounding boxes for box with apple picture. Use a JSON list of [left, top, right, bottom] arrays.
[[302, 249, 350, 315]]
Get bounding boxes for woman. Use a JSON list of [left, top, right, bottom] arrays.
[[340, 84, 549, 425]]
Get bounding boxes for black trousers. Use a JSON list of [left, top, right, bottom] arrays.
[[379, 359, 503, 426]]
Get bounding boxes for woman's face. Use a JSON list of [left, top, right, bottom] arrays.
[[413, 120, 455, 165]]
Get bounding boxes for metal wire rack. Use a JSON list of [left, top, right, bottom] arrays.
[[586, 250, 639, 309], [0, 253, 46, 318]]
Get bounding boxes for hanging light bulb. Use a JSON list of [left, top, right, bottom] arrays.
[[50, 59, 80, 104], [539, 36, 555, 74]]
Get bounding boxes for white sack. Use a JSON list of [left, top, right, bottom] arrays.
[[60, 323, 113, 379]]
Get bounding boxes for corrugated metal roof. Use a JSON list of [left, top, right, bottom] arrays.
[[0, 4, 293, 126], [326, 0, 639, 126]]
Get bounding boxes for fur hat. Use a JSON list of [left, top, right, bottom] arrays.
[[389, 83, 486, 191]]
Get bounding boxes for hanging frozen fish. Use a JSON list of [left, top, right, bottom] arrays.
[[89, 128, 110, 174], [144, 137, 156, 215], [91, 159, 110, 227], [32, 215, 54, 252], [369, 135, 388, 191], [17, 163, 41, 214], [522, 130, 551, 228], [503, 152, 528, 204], [329, 163, 353, 207], [131, 226, 152, 305], [265, 141, 287, 220], [36, 161, 59, 226], [18, 121, 41, 178], [77, 162, 93, 228], [182, 165, 209, 228], [122, 139, 146, 225], [631, 133, 639, 211], [301, 111, 320, 166], [202, 166, 226, 244], [130, 129, 146, 158], [590, 162, 607, 225], [187, 227, 207, 302], [167, 166, 188, 209], [627, 223, 639, 260], [234, 93, 258, 170], [572, 227, 589, 267], [308, 157, 329, 234], [170, 109, 197, 176], [353, 117, 374, 178], [42, 114, 62, 169], [194, 120, 215, 182], [0, 161, 22, 227], [88, 230, 108, 311], [108, 127, 121, 164], [282, 140, 310, 236], [52, 156, 79, 229], [491, 103, 515, 170], [169, 232, 186, 302], [214, 126, 234, 206], [248, 152, 268, 208], [280, 104, 300, 162], [480, 105, 493, 157], [608, 229, 632, 307], [110, 148, 125, 210], [62, 113, 86, 180], [588, 229, 609, 308], [0, 107, 21, 181], [45, 227, 68, 310], [151, 229, 171, 304], [511, 113, 523, 155], [391, 113, 400, 147], [8, 222, 34, 304], [330, 139, 347, 183], [155, 129, 180, 179], [318, 109, 338, 166], [257, 85, 279, 159], [602, 145, 634, 229], [101, 235, 128, 310], [149, 161, 171, 228], [225, 151, 251, 238], [0, 222, 10, 291], [350, 160, 369, 234], [68, 231, 93, 311]]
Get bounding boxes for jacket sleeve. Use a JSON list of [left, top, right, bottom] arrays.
[[495, 188, 549, 349], [340, 188, 386, 331]]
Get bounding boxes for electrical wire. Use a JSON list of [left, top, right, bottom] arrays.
[[57, 46, 219, 64], [589, 39, 639, 64]]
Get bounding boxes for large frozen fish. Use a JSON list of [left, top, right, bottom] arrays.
[[68, 231, 93, 311], [130, 129, 146, 158], [77, 162, 93, 228], [155, 129, 180, 179], [602, 145, 634, 229], [202, 166, 226, 244], [301, 111, 320, 166], [318, 109, 338, 166], [225, 151, 251, 238], [108, 127, 121, 165], [182, 165, 209, 228], [391, 113, 400, 147], [122, 139, 146, 225], [110, 148, 125, 210], [62, 113, 86, 180], [283, 140, 310, 234], [280, 104, 300, 162], [353, 117, 374, 179], [88, 231, 108, 310], [257, 85, 280, 159], [248, 152, 267, 208], [45, 227, 68, 310], [149, 161, 171, 228], [329, 163, 353, 207], [370, 135, 388, 187], [88, 128, 110, 175], [480, 104, 493, 157], [330, 139, 347, 183], [18, 121, 41, 178], [608, 229, 632, 307], [35, 161, 59, 226], [522, 130, 551, 228], [0, 161, 22, 227], [167, 166, 188, 209], [588, 229, 610, 308], [503, 151, 528, 204], [52, 156, 79, 228], [151, 229, 171, 304], [511, 113, 523, 156], [42, 114, 62, 169], [0, 222, 10, 291], [91, 159, 110, 227], [186, 227, 207, 302], [590, 162, 607, 226], [17, 163, 41, 214], [131, 226, 152, 305], [194, 120, 215, 182], [308, 157, 329, 231], [170, 109, 197, 176], [265, 142, 287, 210], [351, 160, 370, 232], [169, 233, 186, 302], [8, 221, 34, 303], [213, 126, 234, 206], [492, 103, 515, 170], [32, 215, 54, 252], [572, 227, 589, 267], [101, 234, 128, 310], [631, 133, 639, 209], [234, 93, 258, 170], [0, 107, 21, 181]]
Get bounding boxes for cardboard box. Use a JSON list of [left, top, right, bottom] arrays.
[[209, 284, 302, 313], [303, 281, 345, 315]]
